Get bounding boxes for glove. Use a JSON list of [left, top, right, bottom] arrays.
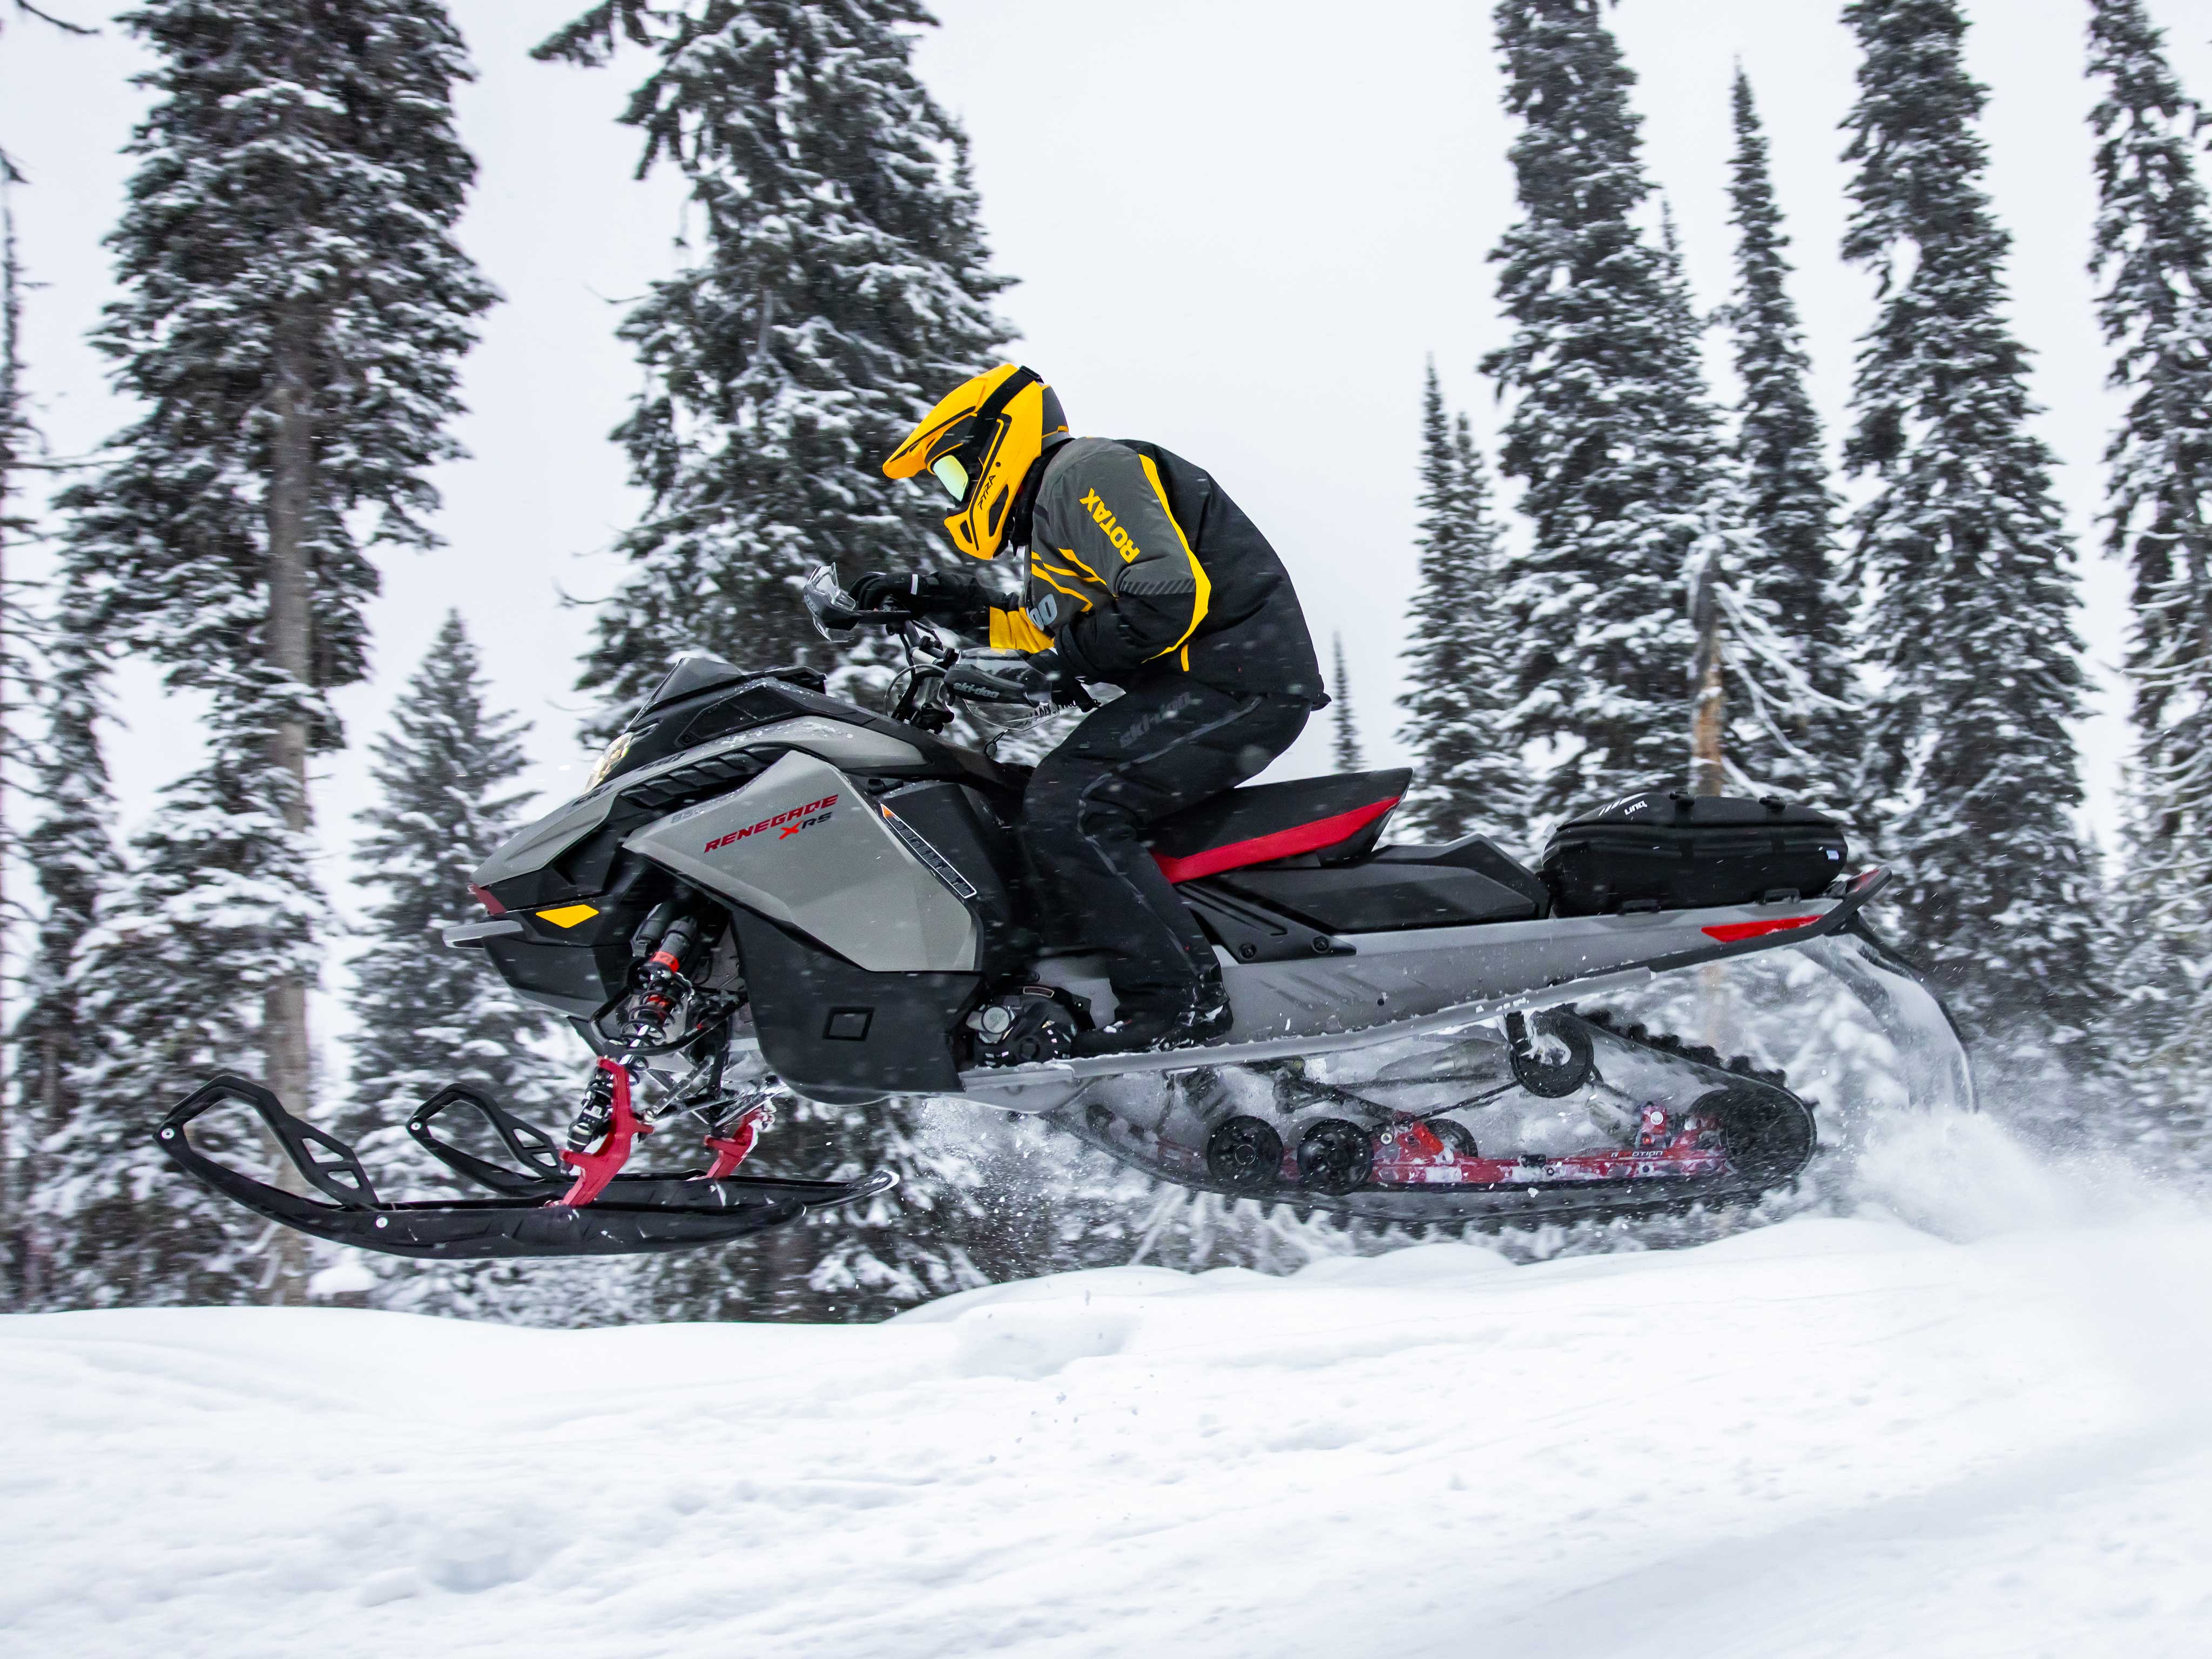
[[848, 570, 990, 631], [848, 571, 913, 612], [1027, 650, 1088, 709]]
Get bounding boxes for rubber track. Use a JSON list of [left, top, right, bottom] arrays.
[[1574, 1006, 1793, 1091], [1044, 1006, 1819, 1230]]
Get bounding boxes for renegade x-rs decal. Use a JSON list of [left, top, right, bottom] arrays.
[[703, 793, 838, 854]]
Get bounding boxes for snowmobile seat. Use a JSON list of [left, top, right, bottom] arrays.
[[1198, 835, 1549, 936], [1149, 768, 1411, 884], [1372, 834, 1552, 915]]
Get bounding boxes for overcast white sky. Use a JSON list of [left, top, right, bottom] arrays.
[[3, 0, 2208, 946]]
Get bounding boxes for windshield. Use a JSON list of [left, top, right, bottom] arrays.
[[802, 566, 859, 642]]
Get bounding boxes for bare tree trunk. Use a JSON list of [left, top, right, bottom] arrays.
[[1689, 556, 1732, 1049], [260, 316, 315, 1308], [1689, 573, 1726, 801]]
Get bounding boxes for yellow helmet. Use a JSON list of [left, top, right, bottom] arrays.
[[884, 363, 1068, 559]]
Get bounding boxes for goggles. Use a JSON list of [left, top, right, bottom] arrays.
[[930, 453, 970, 504]]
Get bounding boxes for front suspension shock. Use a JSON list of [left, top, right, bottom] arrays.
[[564, 907, 713, 1158]]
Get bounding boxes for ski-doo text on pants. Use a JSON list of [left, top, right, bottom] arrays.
[[987, 436, 1324, 704], [1022, 683, 1311, 1007]]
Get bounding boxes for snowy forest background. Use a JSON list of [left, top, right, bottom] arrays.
[[1, 0, 2209, 1324]]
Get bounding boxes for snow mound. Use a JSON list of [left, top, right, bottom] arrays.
[[8, 1206, 2212, 1656]]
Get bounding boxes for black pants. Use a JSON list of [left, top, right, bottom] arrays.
[[1021, 679, 1311, 1006]]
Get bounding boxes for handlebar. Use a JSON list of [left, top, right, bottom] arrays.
[[945, 660, 1044, 705], [802, 565, 1095, 727], [815, 603, 920, 630]]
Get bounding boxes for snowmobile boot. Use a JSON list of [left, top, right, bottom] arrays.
[[1071, 979, 1233, 1058]]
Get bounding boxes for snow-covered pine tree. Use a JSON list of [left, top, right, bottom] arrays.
[[35, 691, 330, 1307], [1483, 0, 1727, 830], [39, 0, 494, 1305], [1724, 68, 1851, 807], [0, 171, 29, 1301], [2086, 0, 2212, 1168], [1396, 361, 1521, 847], [4, 0, 105, 1303], [335, 612, 591, 1314], [2, 5, 99, 1296], [535, 0, 1014, 733], [5, 598, 114, 1310], [345, 614, 556, 1138], [1330, 635, 1364, 771], [1839, 0, 2111, 1078]]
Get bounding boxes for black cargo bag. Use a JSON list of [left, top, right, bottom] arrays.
[[1539, 792, 1847, 916]]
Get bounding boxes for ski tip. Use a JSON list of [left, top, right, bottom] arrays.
[[841, 1169, 901, 1204]]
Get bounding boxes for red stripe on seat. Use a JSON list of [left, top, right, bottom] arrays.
[[1152, 797, 1401, 885]]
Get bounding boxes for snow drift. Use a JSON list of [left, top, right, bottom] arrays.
[[6, 1112, 2211, 1658]]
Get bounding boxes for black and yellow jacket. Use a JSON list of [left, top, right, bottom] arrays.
[[987, 437, 1324, 704]]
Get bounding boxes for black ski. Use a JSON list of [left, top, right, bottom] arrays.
[[153, 1076, 894, 1261]]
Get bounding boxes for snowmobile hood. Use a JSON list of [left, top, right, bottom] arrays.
[[470, 788, 620, 894], [470, 712, 938, 898]]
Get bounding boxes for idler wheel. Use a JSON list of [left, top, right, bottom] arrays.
[[1506, 1011, 1595, 1098], [1205, 1116, 1284, 1195], [1702, 1087, 1817, 1185], [1296, 1118, 1375, 1196], [1427, 1118, 1479, 1158]]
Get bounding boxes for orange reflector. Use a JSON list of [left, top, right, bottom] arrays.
[[1702, 914, 1822, 945]]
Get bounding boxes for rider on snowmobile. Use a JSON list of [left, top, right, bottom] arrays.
[[866, 363, 1326, 1056]]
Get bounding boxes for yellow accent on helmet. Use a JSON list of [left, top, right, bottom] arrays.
[[884, 363, 1068, 561]]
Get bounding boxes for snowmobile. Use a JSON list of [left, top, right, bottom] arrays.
[[156, 569, 1975, 1259]]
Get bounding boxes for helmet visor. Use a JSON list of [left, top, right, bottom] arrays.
[[930, 453, 970, 504]]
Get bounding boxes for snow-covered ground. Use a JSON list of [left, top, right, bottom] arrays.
[[8, 1113, 2212, 1658]]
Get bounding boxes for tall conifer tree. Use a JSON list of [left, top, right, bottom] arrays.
[[41, 0, 494, 1305], [345, 615, 556, 1137], [334, 614, 589, 1312], [1, 0, 97, 1304], [0, 174, 29, 1301], [38, 731, 323, 1305], [1724, 68, 1851, 804], [535, 0, 1013, 733], [2087, 0, 2212, 1158], [8, 594, 114, 1309], [1397, 362, 1520, 845], [1484, 0, 1725, 827], [1839, 0, 2109, 1067]]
